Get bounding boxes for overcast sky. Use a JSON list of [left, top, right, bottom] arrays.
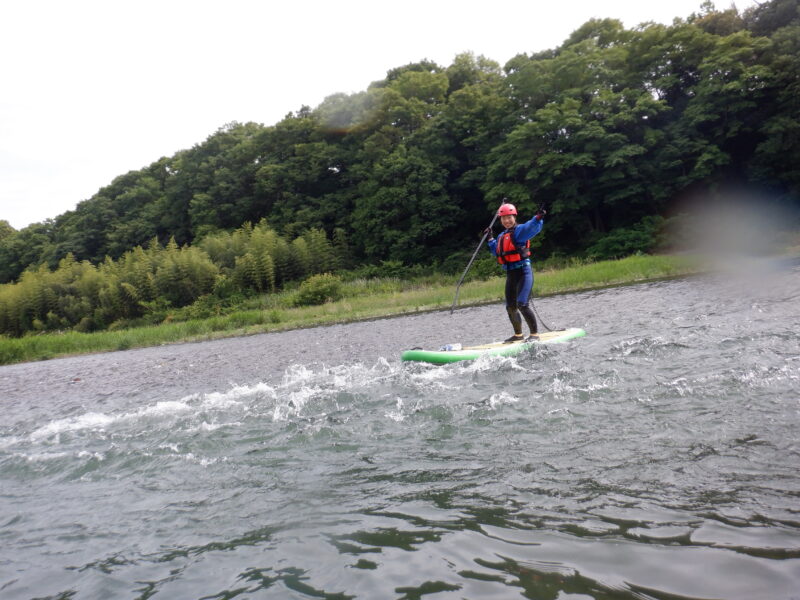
[[1, 0, 757, 230]]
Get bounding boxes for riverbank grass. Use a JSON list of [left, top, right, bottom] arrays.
[[0, 254, 698, 365]]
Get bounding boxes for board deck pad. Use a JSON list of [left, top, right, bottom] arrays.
[[401, 327, 586, 364]]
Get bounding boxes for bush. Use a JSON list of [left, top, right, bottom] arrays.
[[177, 294, 226, 320], [74, 316, 96, 333], [341, 260, 428, 281], [586, 216, 666, 260], [293, 273, 343, 307], [466, 255, 500, 280]]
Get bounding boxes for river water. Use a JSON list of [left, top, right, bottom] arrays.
[[1, 263, 799, 600]]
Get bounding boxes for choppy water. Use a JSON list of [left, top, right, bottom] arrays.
[[1, 263, 799, 600]]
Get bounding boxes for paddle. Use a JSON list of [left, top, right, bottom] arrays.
[[449, 206, 501, 314]]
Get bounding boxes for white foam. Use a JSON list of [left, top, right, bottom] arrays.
[[272, 385, 324, 421], [15, 450, 70, 462], [182, 452, 220, 466], [30, 412, 116, 441], [189, 421, 235, 432], [29, 399, 197, 443], [488, 391, 520, 409], [0, 436, 23, 450], [138, 400, 193, 417], [282, 364, 315, 387], [669, 377, 694, 397], [385, 398, 407, 422], [23, 361, 405, 444], [76, 450, 105, 460], [203, 382, 275, 407], [27, 385, 270, 444], [470, 353, 528, 371], [326, 362, 391, 389], [409, 365, 452, 381]]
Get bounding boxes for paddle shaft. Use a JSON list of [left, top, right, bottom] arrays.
[[450, 210, 500, 314]]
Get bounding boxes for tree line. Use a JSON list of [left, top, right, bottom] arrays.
[[1, 0, 798, 336]]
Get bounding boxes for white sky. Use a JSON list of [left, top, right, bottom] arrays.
[[1, 0, 756, 230]]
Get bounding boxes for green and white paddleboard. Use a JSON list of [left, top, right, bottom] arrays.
[[401, 327, 586, 365]]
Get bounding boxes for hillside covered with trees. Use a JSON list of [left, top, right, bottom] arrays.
[[1, 0, 798, 337]]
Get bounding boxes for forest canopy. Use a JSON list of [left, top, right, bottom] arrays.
[[1, 0, 799, 336]]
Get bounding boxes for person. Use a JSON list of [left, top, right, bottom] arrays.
[[486, 202, 546, 343]]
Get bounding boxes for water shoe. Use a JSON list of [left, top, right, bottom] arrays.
[[503, 334, 524, 343]]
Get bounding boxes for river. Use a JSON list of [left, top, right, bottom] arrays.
[[1, 262, 799, 599]]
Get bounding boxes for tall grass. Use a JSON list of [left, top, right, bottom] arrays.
[[0, 254, 699, 365]]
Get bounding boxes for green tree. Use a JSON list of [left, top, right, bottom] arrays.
[[0, 222, 55, 283], [445, 52, 503, 95], [743, 0, 800, 37], [184, 122, 264, 236], [434, 57, 512, 237], [0, 220, 14, 241], [352, 145, 455, 263], [749, 23, 800, 196]]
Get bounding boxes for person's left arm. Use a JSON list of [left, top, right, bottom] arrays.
[[514, 215, 544, 243]]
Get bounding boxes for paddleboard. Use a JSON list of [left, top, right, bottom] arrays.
[[401, 327, 586, 364]]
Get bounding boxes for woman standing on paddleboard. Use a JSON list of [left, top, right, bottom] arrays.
[[486, 202, 546, 343]]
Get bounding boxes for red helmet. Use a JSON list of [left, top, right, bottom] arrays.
[[497, 203, 517, 216]]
